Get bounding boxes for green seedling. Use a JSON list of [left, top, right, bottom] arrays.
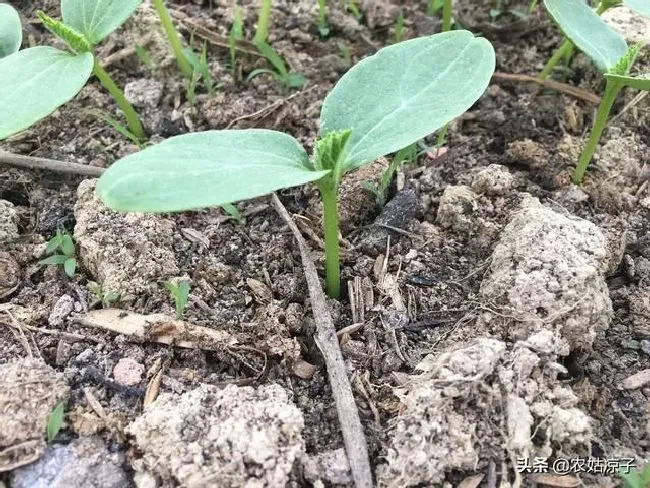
[[229, 4, 244, 75], [0, 3, 22, 58], [248, 41, 307, 90], [394, 11, 405, 43], [152, 0, 193, 78], [135, 44, 155, 73], [543, 0, 650, 183], [165, 279, 191, 320], [427, 0, 444, 15], [345, 0, 363, 21], [87, 281, 120, 308], [40, 229, 77, 278], [0, 0, 144, 141], [88, 109, 144, 146], [253, 0, 272, 45], [442, 0, 452, 31], [317, 0, 330, 37], [221, 203, 244, 222], [540, 0, 650, 80], [364, 143, 418, 207], [96, 31, 495, 298], [46, 403, 65, 443], [337, 42, 352, 68], [621, 463, 650, 488], [184, 42, 218, 95]]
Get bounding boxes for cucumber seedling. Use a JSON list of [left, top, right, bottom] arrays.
[[0, 0, 145, 141], [96, 31, 495, 299], [0, 3, 22, 58], [540, 0, 650, 80], [543, 0, 650, 183]]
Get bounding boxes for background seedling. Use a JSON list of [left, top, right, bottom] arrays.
[[0, 3, 22, 58], [621, 463, 650, 488], [165, 279, 191, 320], [0, 0, 144, 141], [39, 229, 77, 278], [253, 0, 272, 45], [46, 403, 65, 443], [318, 0, 330, 37], [152, 0, 193, 78], [394, 11, 405, 43], [247, 41, 307, 90], [87, 281, 120, 308], [364, 143, 418, 207], [229, 4, 244, 75], [543, 0, 650, 183], [345, 0, 363, 21], [97, 31, 495, 298], [539, 0, 650, 80], [337, 42, 352, 68]]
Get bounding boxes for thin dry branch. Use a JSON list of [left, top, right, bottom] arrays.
[[271, 193, 373, 488], [0, 151, 104, 177], [492, 72, 601, 104]]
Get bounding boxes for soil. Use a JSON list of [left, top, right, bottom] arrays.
[[1, 0, 650, 487]]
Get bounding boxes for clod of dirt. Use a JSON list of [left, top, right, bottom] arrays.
[[124, 79, 164, 109], [10, 437, 130, 488], [0, 252, 21, 299], [358, 187, 421, 255], [480, 197, 612, 350], [506, 139, 550, 171], [379, 338, 594, 487], [471, 164, 515, 196], [303, 448, 352, 486], [436, 185, 478, 233], [0, 199, 19, 244], [126, 383, 305, 488], [48, 295, 75, 327], [113, 357, 145, 387], [603, 5, 650, 44], [0, 359, 69, 472], [74, 180, 179, 300]]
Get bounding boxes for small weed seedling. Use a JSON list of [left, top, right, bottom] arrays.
[[229, 4, 244, 75], [345, 0, 363, 22], [253, 0, 272, 45], [184, 39, 219, 105], [0, 0, 145, 141], [337, 42, 352, 68], [364, 143, 418, 207], [317, 0, 330, 37], [87, 281, 120, 308], [543, 0, 650, 183], [97, 31, 495, 298], [427, 0, 452, 31], [393, 11, 405, 43], [165, 279, 191, 320], [46, 403, 65, 443], [540, 0, 650, 80], [40, 229, 77, 278], [152, 0, 193, 78], [621, 462, 650, 488], [247, 41, 307, 90], [0, 3, 22, 58]]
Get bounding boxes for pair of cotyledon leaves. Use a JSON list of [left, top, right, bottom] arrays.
[[96, 31, 496, 213], [0, 0, 142, 140], [544, 0, 650, 89]]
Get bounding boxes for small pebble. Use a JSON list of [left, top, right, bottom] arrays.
[[113, 358, 145, 386]]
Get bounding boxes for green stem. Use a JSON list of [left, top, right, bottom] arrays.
[[152, 0, 193, 78], [436, 123, 449, 148], [318, 179, 341, 299], [442, 0, 452, 32], [539, 38, 573, 80], [572, 79, 622, 184], [91, 60, 145, 140], [254, 0, 272, 45]]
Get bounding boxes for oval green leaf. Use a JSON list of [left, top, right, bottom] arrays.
[[62, 0, 142, 45], [624, 0, 650, 18], [0, 3, 22, 58], [543, 0, 627, 72], [320, 31, 495, 170], [0, 47, 93, 140], [605, 72, 650, 91], [96, 129, 329, 212]]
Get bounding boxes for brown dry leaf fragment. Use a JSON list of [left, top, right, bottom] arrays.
[[530, 473, 580, 487], [457, 474, 484, 488], [293, 359, 319, 379], [180, 228, 210, 249], [144, 368, 163, 409], [0, 440, 45, 472], [246, 278, 273, 303], [621, 369, 650, 390]]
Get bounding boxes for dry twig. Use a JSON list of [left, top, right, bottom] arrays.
[[271, 193, 373, 488], [0, 151, 103, 177], [492, 72, 601, 104]]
